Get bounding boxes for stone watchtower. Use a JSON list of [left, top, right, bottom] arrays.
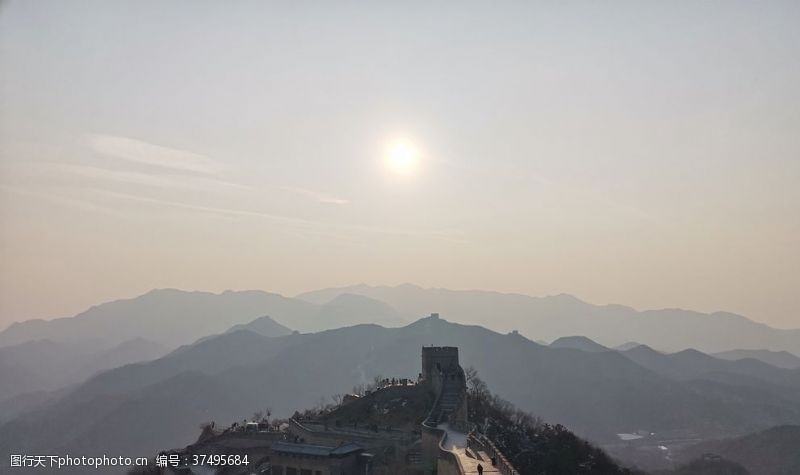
[[421, 346, 461, 382], [421, 346, 468, 427]]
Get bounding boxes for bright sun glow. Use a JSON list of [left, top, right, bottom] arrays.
[[386, 142, 419, 175]]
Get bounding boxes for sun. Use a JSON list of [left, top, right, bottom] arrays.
[[386, 141, 419, 175]]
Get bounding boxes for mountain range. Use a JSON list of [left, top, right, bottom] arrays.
[[299, 284, 800, 354], [672, 425, 800, 475], [549, 335, 612, 352], [2, 314, 799, 473], [0, 288, 407, 350], [0, 337, 168, 406], [712, 349, 800, 370], [3, 285, 797, 357], [1, 286, 799, 473]]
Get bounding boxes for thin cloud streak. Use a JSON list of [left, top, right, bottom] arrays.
[[87, 134, 225, 175], [280, 186, 349, 205], [90, 189, 316, 226], [0, 185, 124, 217], [88, 189, 465, 243], [48, 163, 251, 192]]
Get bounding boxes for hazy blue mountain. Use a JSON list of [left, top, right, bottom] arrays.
[[615, 341, 645, 351], [77, 338, 169, 377], [298, 284, 800, 354], [0, 338, 168, 404], [5, 284, 793, 363], [673, 425, 800, 475], [224, 315, 292, 337], [713, 349, 800, 369], [0, 288, 408, 350], [620, 345, 800, 391], [550, 335, 610, 352], [2, 316, 798, 471], [317, 293, 407, 328], [0, 356, 39, 404], [0, 340, 88, 401], [0, 289, 313, 349], [0, 387, 70, 425], [657, 457, 749, 475], [297, 283, 378, 304]]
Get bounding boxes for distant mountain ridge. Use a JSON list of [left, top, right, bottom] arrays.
[[225, 315, 292, 338], [0, 338, 168, 404], [0, 289, 409, 408], [550, 335, 610, 352], [4, 285, 796, 354], [2, 315, 799, 471], [0, 288, 408, 349], [713, 349, 800, 369], [615, 341, 646, 351], [298, 284, 800, 354], [674, 425, 800, 475], [619, 345, 800, 391]]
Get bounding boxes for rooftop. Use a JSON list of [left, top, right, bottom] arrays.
[[270, 441, 362, 457]]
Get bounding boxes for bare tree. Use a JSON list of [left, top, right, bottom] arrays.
[[466, 367, 490, 401], [352, 383, 367, 396], [465, 366, 479, 385], [370, 374, 384, 391]]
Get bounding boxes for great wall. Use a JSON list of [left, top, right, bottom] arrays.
[[152, 326, 520, 475], [419, 345, 519, 475]]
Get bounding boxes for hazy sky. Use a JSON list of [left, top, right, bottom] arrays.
[[1, 1, 798, 329]]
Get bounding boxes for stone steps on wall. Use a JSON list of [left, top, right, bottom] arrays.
[[436, 380, 463, 420]]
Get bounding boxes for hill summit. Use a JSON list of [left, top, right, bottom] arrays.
[[140, 340, 638, 475]]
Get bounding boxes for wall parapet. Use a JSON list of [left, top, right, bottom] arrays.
[[467, 433, 520, 475], [420, 419, 460, 475]]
